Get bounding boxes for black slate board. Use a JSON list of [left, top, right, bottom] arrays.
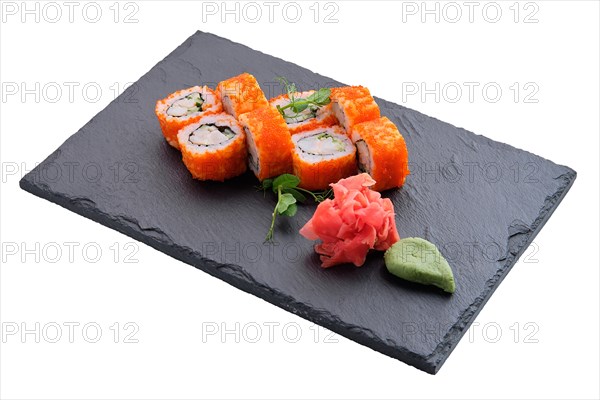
[[20, 31, 576, 374]]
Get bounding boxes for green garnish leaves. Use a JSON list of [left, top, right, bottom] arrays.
[[291, 102, 309, 113], [261, 178, 274, 190], [276, 76, 297, 100], [277, 192, 297, 214], [306, 88, 331, 105], [285, 188, 307, 203], [282, 203, 297, 217], [265, 185, 296, 242], [272, 174, 300, 191], [275, 77, 331, 120], [263, 173, 334, 242], [315, 188, 333, 202]]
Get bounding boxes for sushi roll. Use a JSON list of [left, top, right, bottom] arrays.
[[269, 90, 337, 135], [291, 126, 357, 191], [330, 86, 381, 131], [177, 113, 247, 181], [238, 106, 294, 181], [350, 116, 409, 192], [216, 73, 269, 118], [155, 86, 222, 149]]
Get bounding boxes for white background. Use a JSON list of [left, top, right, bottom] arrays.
[[1, 1, 599, 399]]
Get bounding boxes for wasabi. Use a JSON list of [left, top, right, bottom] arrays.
[[384, 237, 456, 293]]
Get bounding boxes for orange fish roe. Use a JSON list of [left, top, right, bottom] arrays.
[[330, 86, 381, 131], [293, 153, 357, 191], [350, 116, 409, 192], [216, 73, 269, 118], [239, 106, 294, 181]]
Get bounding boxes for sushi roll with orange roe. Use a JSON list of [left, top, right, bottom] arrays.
[[177, 113, 247, 182], [155, 86, 222, 149], [269, 90, 337, 135], [238, 106, 294, 181], [216, 73, 269, 118], [291, 126, 357, 191], [350, 116, 409, 192], [330, 86, 380, 131]]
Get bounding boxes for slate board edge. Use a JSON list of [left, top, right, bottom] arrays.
[[18, 30, 579, 374], [19, 166, 576, 375], [426, 170, 576, 373], [19, 170, 432, 372]]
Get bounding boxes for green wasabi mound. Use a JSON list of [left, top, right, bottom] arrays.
[[384, 237, 456, 293]]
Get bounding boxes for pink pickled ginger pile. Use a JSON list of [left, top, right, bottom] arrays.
[[299, 173, 400, 268]]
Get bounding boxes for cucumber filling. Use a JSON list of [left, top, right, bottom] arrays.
[[167, 92, 204, 117], [188, 124, 235, 146], [298, 132, 346, 156], [281, 102, 318, 124]]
